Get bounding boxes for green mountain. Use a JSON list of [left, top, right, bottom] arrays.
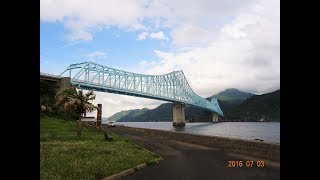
[[210, 88, 253, 101], [225, 89, 280, 122], [210, 88, 254, 113], [114, 88, 256, 122], [184, 88, 253, 121], [108, 110, 131, 121], [109, 108, 149, 121], [118, 104, 172, 122]]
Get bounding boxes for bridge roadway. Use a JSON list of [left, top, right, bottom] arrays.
[[40, 72, 72, 90], [106, 125, 280, 180]]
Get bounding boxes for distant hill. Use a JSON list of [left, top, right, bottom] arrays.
[[108, 110, 132, 121], [184, 89, 253, 121], [210, 88, 254, 113], [118, 104, 172, 122], [109, 108, 149, 121], [210, 88, 253, 101], [114, 88, 255, 122], [225, 90, 280, 122]]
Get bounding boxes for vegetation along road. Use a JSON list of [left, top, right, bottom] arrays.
[[40, 117, 160, 180]]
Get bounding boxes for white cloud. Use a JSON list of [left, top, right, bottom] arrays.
[[137, 32, 148, 40], [40, 0, 253, 42], [42, 0, 280, 116], [137, 31, 168, 41], [171, 26, 212, 47], [68, 28, 93, 41], [141, 0, 279, 96], [41, 0, 148, 41], [149, 31, 168, 41], [85, 51, 107, 60], [139, 60, 157, 67]]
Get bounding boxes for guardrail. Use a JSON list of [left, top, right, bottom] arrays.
[[40, 72, 61, 79]]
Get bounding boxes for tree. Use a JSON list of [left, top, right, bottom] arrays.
[[55, 87, 97, 137], [40, 80, 58, 107]]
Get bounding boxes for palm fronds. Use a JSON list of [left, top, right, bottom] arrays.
[[55, 87, 97, 115]]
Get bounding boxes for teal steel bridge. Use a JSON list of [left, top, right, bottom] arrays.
[[59, 62, 223, 116]]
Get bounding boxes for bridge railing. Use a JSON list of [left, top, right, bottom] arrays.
[[40, 72, 61, 79]]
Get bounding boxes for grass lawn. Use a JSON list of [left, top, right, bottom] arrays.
[[40, 117, 160, 180]]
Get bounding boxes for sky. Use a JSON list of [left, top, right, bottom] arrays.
[[40, 0, 280, 117]]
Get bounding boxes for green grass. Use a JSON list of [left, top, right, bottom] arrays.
[[40, 117, 160, 180]]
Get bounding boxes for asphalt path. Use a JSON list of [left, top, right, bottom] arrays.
[[106, 126, 280, 180]]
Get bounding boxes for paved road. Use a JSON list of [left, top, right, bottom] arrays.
[[107, 126, 280, 180]]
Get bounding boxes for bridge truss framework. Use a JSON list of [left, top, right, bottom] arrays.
[[59, 62, 223, 116]]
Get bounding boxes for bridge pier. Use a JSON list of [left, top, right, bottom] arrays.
[[212, 112, 219, 123], [40, 74, 73, 91], [59, 77, 72, 90], [172, 102, 185, 126]]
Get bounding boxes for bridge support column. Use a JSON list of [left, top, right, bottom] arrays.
[[96, 104, 102, 127], [172, 102, 185, 126], [59, 77, 72, 90], [212, 112, 219, 123]]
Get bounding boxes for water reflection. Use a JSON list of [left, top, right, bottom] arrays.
[[172, 126, 185, 132]]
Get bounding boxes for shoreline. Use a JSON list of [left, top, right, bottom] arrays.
[[110, 121, 280, 144], [106, 125, 280, 162], [119, 124, 280, 145]]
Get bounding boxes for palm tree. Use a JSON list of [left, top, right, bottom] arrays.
[[55, 87, 97, 137]]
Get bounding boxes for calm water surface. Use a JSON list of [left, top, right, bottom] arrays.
[[115, 122, 280, 144]]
